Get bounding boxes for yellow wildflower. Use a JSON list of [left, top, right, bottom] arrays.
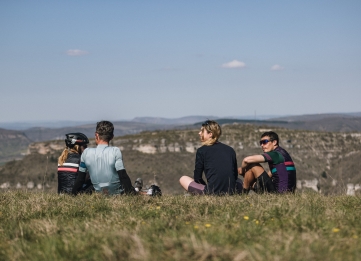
[[244, 216, 249, 220], [205, 224, 211, 228], [332, 228, 340, 233]]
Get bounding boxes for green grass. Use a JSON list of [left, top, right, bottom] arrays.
[[0, 191, 360, 261]]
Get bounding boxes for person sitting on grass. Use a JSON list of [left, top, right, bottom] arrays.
[[179, 120, 241, 195], [58, 133, 93, 194], [72, 120, 161, 196], [238, 131, 296, 194]]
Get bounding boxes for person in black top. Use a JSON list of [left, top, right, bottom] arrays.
[[179, 120, 240, 195], [57, 133, 93, 194]]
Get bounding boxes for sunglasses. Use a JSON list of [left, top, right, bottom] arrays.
[[259, 139, 273, 145]]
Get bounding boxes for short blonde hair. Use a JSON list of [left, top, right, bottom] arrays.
[[201, 120, 221, 146]]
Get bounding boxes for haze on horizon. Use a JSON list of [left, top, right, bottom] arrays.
[[1, 1, 360, 123]]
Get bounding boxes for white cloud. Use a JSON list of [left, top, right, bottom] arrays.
[[222, 60, 246, 69], [65, 49, 89, 56], [270, 64, 284, 71]]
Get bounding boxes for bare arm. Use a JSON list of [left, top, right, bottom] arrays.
[[238, 155, 265, 176]]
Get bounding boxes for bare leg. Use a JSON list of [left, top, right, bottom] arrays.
[[179, 176, 194, 191], [242, 163, 266, 190]]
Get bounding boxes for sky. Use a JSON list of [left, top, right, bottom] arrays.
[[1, 0, 360, 122]]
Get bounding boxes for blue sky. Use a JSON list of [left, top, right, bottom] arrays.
[[1, 0, 360, 122]]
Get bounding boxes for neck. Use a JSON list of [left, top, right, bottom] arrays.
[[97, 140, 109, 145]]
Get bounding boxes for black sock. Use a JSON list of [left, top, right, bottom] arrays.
[[241, 188, 250, 194], [256, 172, 276, 193]]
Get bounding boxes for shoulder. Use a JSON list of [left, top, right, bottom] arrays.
[[81, 147, 95, 159], [109, 146, 122, 157], [67, 152, 81, 163], [196, 145, 206, 153], [275, 146, 293, 160], [265, 151, 281, 158], [82, 147, 92, 155], [217, 142, 236, 153], [265, 150, 284, 164], [196, 145, 210, 156], [276, 146, 290, 154], [110, 146, 121, 153]]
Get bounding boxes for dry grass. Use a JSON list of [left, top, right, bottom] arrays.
[[1, 191, 361, 260]]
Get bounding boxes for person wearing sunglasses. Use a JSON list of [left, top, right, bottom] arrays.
[[238, 131, 296, 194], [179, 120, 240, 195]]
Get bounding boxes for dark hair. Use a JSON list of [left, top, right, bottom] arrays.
[[261, 131, 279, 146], [96, 121, 114, 142]]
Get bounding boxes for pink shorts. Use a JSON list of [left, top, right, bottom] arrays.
[[188, 181, 205, 195]]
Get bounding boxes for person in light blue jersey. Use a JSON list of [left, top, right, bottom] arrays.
[[72, 121, 134, 195]]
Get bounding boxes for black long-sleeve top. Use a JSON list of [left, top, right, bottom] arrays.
[[194, 142, 238, 195]]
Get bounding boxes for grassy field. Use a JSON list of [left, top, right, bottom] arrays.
[[0, 191, 360, 261]]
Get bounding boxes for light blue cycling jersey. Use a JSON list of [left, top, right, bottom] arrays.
[[79, 144, 125, 195]]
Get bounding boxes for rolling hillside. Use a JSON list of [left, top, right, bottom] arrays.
[[0, 128, 32, 164], [1, 123, 360, 194]]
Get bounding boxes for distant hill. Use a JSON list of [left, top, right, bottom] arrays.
[[1, 112, 361, 165], [206, 115, 361, 133], [131, 116, 218, 125], [280, 116, 361, 132], [0, 120, 94, 130], [0, 128, 32, 164], [270, 112, 361, 122], [23, 121, 179, 142]]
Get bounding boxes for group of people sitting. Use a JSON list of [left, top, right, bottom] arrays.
[[58, 120, 296, 196]]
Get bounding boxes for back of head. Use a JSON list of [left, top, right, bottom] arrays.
[[202, 120, 221, 146], [59, 132, 89, 165], [96, 121, 114, 142], [65, 132, 89, 148], [261, 131, 279, 146]]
